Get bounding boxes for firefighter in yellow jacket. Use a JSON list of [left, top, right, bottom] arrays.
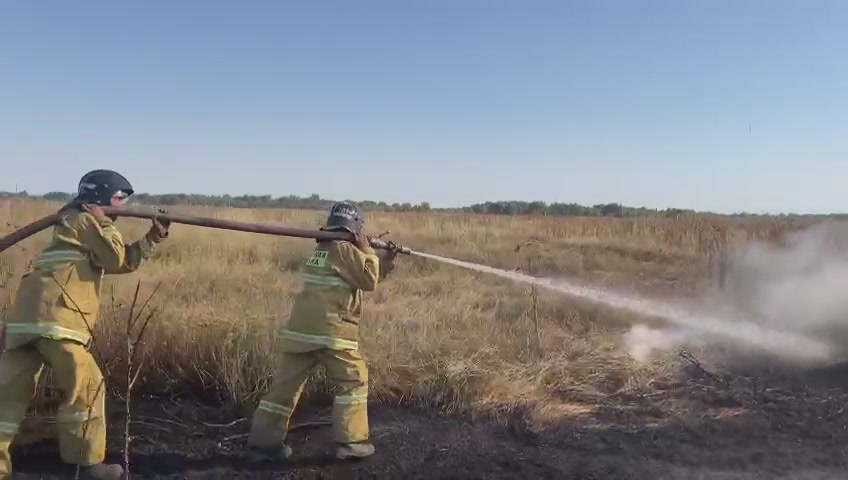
[[0, 169, 170, 480], [245, 202, 400, 462]]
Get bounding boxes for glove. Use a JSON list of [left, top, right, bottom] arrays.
[[353, 231, 371, 251], [385, 241, 402, 259], [147, 215, 170, 243], [81, 203, 110, 224]]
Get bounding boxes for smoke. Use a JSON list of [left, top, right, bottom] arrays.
[[628, 221, 848, 366], [623, 325, 697, 362], [413, 248, 837, 365]]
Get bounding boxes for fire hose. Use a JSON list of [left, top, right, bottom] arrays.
[[0, 206, 412, 354], [0, 206, 413, 254]]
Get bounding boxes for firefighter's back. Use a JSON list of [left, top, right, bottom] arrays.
[[7, 210, 107, 350], [281, 239, 378, 352]]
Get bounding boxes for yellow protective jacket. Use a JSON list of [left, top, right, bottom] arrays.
[[280, 240, 392, 352], [4, 210, 159, 350]]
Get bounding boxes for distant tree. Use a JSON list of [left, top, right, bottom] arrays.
[[1, 190, 842, 219]]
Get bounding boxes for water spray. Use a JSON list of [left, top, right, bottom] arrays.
[[412, 251, 836, 363]]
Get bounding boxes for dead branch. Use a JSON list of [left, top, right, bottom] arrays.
[[202, 418, 247, 428], [679, 349, 726, 384]]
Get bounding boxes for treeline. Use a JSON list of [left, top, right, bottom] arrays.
[[1, 190, 845, 219], [1, 191, 434, 212], [458, 201, 848, 219], [460, 200, 697, 218]]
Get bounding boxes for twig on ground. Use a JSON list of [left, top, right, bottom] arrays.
[[218, 420, 332, 443], [290, 420, 332, 431], [202, 418, 247, 428], [679, 350, 726, 384], [137, 416, 191, 430], [221, 433, 249, 443]]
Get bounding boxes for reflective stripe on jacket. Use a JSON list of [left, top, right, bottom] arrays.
[[4, 210, 156, 350], [280, 240, 384, 352]]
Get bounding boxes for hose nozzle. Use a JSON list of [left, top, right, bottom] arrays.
[[368, 237, 412, 255]]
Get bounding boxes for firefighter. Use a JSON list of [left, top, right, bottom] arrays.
[[245, 201, 400, 462], [0, 169, 170, 480]]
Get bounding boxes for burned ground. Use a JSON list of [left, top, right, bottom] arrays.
[[10, 360, 848, 480]]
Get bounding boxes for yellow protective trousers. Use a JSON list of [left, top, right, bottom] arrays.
[[0, 338, 107, 476], [247, 348, 369, 448]]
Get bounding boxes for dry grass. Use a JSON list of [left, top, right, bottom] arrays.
[[0, 198, 816, 427]]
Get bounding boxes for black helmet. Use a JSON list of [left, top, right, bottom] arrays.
[[74, 169, 134, 206], [320, 202, 364, 234]]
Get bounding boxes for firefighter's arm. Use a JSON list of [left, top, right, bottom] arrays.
[[104, 236, 155, 274], [333, 242, 381, 291], [77, 213, 128, 272], [77, 214, 168, 274], [103, 218, 169, 275]]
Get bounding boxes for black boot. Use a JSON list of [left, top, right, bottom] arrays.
[[246, 444, 293, 463], [76, 463, 124, 480], [335, 441, 375, 460]]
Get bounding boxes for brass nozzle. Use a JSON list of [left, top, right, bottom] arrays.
[[368, 238, 412, 255]]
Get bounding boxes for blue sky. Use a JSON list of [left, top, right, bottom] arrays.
[[1, 1, 845, 214]]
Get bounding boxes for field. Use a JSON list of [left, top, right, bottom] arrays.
[[2, 197, 848, 479]]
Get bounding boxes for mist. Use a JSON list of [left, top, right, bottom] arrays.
[[626, 220, 848, 366], [413, 246, 837, 365]]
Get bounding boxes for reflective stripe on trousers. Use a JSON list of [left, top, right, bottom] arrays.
[[280, 330, 358, 350], [248, 348, 369, 446], [256, 400, 293, 418], [3, 323, 90, 345], [0, 423, 18, 435], [0, 338, 108, 474], [335, 387, 368, 406]]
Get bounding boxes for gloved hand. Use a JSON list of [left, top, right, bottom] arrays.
[[147, 215, 170, 243], [81, 203, 109, 224], [385, 241, 402, 259], [352, 230, 370, 251]]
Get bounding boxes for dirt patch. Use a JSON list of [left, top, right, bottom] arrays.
[[9, 361, 848, 480]]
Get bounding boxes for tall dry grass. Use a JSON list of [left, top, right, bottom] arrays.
[[0, 198, 815, 426]]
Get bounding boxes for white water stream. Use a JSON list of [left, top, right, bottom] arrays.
[[412, 251, 834, 363]]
